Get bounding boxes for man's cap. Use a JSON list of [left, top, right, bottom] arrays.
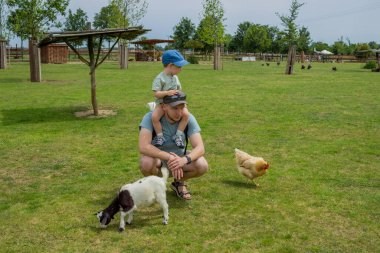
[[162, 50, 189, 67], [163, 91, 187, 107]]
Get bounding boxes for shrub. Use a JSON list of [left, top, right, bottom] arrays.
[[363, 60, 377, 69], [187, 55, 199, 64]]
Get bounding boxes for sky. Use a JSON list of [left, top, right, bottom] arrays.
[[10, 0, 380, 46]]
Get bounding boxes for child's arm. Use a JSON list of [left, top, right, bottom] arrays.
[[153, 90, 178, 99]]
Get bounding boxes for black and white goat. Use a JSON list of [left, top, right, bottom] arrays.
[[96, 166, 169, 232]]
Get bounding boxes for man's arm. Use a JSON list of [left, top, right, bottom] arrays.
[[186, 133, 205, 162], [139, 128, 172, 161], [167, 133, 205, 172]]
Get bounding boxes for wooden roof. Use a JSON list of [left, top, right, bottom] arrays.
[[131, 39, 174, 45], [39, 27, 150, 47]]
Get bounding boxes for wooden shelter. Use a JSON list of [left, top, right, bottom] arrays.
[[357, 49, 380, 71], [40, 43, 68, 64], [131, 39, 174, 61], [39, 27, 150, 116]]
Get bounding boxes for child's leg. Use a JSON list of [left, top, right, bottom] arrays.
[[177, 107, 190, 133], [152, 105, 165, 134], [173, 107, 190, 148]]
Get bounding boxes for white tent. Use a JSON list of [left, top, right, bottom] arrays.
[[320, 49, 333, 55]]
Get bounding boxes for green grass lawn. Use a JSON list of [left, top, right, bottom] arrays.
[[0, 60, 379, 252]]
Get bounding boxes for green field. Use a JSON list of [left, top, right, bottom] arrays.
[[0, 61, 379, 252]]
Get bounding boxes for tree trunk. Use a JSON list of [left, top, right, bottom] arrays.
[[213, 44, 221, 70], [0, 39, 7, 69], [29, 39, 41, 82], [285, 45, 296, 75], [88, 36, 98, 116]]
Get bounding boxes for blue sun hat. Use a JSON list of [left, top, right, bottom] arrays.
[[162, 50, 189, 67]]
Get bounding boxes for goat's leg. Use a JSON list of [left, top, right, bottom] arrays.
[[126, 212, 134, 225], [156, 194, 169, 225], [119, 211, 126, 232]]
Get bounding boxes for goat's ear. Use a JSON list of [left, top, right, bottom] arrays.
[[119, 190, 134, 212]]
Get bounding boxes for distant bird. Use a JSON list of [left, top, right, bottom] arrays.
[[301, 65, 305, 69], [307, 64, 312, 70], [332, 66, 337, 71], [234, 148, 270, 186], [266, 63, 270, 66], [277, 62, 280, 66], [262, 63, 265, 66]]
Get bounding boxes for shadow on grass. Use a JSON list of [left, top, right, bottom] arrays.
[[1, 106, 87, 125], [221, 179, 258, 189]]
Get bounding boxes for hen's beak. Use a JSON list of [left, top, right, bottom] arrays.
[[264, 163, 270, 170]]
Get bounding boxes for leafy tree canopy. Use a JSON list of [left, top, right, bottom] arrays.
[[93, 3, 122, 29], [243, 24, 271, 53], [197, 0, 225, 45], [298, 26, 311, 53], [64, 8, 88, 31], [7, 0, 68, 40], [276, 0, 305, 47], [172, 17, 196, 51]]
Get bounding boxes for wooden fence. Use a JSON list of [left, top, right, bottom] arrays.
[[4, 47, 376, 64]]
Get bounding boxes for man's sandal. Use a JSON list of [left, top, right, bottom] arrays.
[[170, 181, 192, 200]]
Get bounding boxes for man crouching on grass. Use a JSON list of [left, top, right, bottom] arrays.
[[139, 91, 208, 200]]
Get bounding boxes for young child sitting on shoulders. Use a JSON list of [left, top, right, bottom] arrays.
[[151, 50, 190, 148]]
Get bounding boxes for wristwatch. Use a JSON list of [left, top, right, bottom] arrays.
[[185, 155, 192, 165]]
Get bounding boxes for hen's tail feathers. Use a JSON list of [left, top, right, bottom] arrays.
[[161, 166, 169, 182]]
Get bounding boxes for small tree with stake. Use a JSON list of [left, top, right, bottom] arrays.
[[39, 26, 149, 116], [276, 0, 305, 74]]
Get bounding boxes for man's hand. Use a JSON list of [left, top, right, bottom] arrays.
[[168, 152, 186, 180]]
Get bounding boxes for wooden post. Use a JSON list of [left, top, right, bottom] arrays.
[[88, 35, 98, 116], [0, 39, 7, 69], [301, 51, 305, 63], [119, 42, 127, 69], [214, 44, 221, 70], [29, 39, 41, 82], [285, 45, 296, 75]]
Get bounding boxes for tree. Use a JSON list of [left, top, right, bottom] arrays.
[[172, 17, 196, 51], [64, 8, 88, 47], [198, 0, 226, 70], [368, 41, 380, 49], [311, 41, 330, 52], [64, 8, 88, 31], [93, 3, 123, 50], [184, 39, 204, 54], [331, 37, 347, 55], [111, 0, 148, 27], [7, 0, 68, 40], [229, 21, 252, 52], [0, 0, 9, 69], [276, 0, 305, 74], [276, 0, 305, 48], [7, 0, 68, 81], [93, 4, 122, 30], [243, 24, 271, 53], [223, 33, 232, 53], [109, 0, 148, 69], [267, 26, 284, 53], [298, 26, 311, 53], [0, 0, 10, 40]]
